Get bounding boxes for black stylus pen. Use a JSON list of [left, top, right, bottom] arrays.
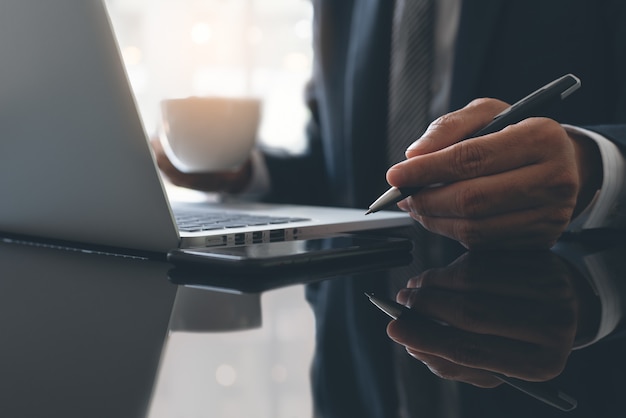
[[365, 293, 578, 412], [365, 73, 582, 214]]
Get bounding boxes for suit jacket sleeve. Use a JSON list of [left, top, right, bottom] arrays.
[[259, 81, 332, 206], [580, 125, 626, 230]]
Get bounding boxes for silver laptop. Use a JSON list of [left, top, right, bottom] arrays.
[[0, 0, 410, 255]]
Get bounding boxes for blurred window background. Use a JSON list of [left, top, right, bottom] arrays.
[[105, 0, 313, 154], [103, 2, 316, 417]]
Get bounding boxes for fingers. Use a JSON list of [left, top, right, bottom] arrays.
[[404, 351, 501, 388], [411, 206, 571, 249], [399, 163, 577, 220], [150, 137, 253, 193], [387, 117, 574, 189], [405, 252, 574, 299], [387, 314, 566, 381], [387, 314, 569, 382], [389, 117, 580, 249], [404, 98, 510, 157], [395, 287, 577, 346], [383, 247, 580, 386]]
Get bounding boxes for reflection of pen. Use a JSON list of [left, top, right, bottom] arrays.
[[365, 293, 578, 412], [365, 74, 582, 215]]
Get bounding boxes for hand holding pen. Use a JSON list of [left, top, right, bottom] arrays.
[[367, 74, 603, 250], [368, 292, 577, 412], [364, 249, 597, 412]]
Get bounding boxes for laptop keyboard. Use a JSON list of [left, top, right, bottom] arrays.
[[174, 210, 310, 232]]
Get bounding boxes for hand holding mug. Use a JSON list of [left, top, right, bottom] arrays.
[[154, 96, 261, 193]]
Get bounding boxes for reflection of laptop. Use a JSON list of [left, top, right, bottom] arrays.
[[0, 238, 177, 417], [0, 0, 410, 255]]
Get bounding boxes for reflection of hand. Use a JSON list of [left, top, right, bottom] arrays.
[[387, 98, 602, 249], [151, 138, 253, 193], [386, 251, 599, 388]]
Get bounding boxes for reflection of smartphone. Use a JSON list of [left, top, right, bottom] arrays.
[[168, 234, 413, 293], [167, 234, 412, 273]]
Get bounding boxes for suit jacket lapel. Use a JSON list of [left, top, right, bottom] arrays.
[[449, 0, 504, 111]]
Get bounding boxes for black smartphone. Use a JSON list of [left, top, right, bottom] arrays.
[[168, 234, 413, 293], [167, 234, 413, 273]]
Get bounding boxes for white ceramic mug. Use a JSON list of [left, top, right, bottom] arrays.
[[159, 96, 261, 173]]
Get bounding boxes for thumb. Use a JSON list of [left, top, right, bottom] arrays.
[[405, 98, 509, 158]]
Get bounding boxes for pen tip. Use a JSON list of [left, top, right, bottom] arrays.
[[365, 209, 373, 215], [365, 293, 403, 320]]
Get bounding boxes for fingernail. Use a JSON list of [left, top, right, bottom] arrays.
[[397, 199, 410, 212], [406, 276, 421, 288], [386, 165, 406, 184], [406, 124, 435, 152], [396, 289, 410, 304], [405, 139, 422, 152]]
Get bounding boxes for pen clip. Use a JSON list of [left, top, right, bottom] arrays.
[[491, 73, 581, 121], [560, 74, 582, 99]]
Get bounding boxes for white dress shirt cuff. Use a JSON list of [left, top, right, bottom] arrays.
[[564, 125, 626, 231]]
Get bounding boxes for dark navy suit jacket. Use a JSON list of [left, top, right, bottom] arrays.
[[261, 1, 626, 417], [263, 0, 626, 209]]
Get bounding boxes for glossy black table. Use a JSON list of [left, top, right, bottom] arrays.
[[0, 231, 623, 418]]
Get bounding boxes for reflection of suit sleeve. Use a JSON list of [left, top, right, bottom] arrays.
[[586, 125, 626, 230], [553, 237, 626, 347]]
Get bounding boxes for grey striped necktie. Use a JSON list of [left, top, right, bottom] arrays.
[[387, 3, 446, 416], [387, 0, 435, 166]]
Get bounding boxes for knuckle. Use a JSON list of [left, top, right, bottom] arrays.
[[416, 214, 434, 230], [544, 167, 579, 198], [428, 113, 463, 136], [451, 141, 485, 178], [466, 97, 510, 115], [449, 263, 470, 289], [413, 353, 463, 381], [454, 300, 485, 330], [544, 207, 574, 233], [427, 362, 461, 381], [466, 97, 496, 109], [540, 117, 567, 138], [553, 206, 574, 225], [455, 187, 487, 217], [403, 289, 421, 309], [451, 338, 484, 367], [407, 195, 427, 216], [414, 268, 437, 288], [533, 234, 561, 250], [406, 276, 421, 288], [513, 118, 566, 156], [453, 220, 483, 248], [523, 117, 563, 137]]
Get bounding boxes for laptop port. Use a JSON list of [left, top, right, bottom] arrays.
[[252, 231, 263, 243], [269, 229, 285, 242], [205, 236, 227, 247], [234, 233, 245, 245]]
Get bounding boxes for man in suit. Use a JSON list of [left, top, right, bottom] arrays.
[[154, 0, 626, 416]]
